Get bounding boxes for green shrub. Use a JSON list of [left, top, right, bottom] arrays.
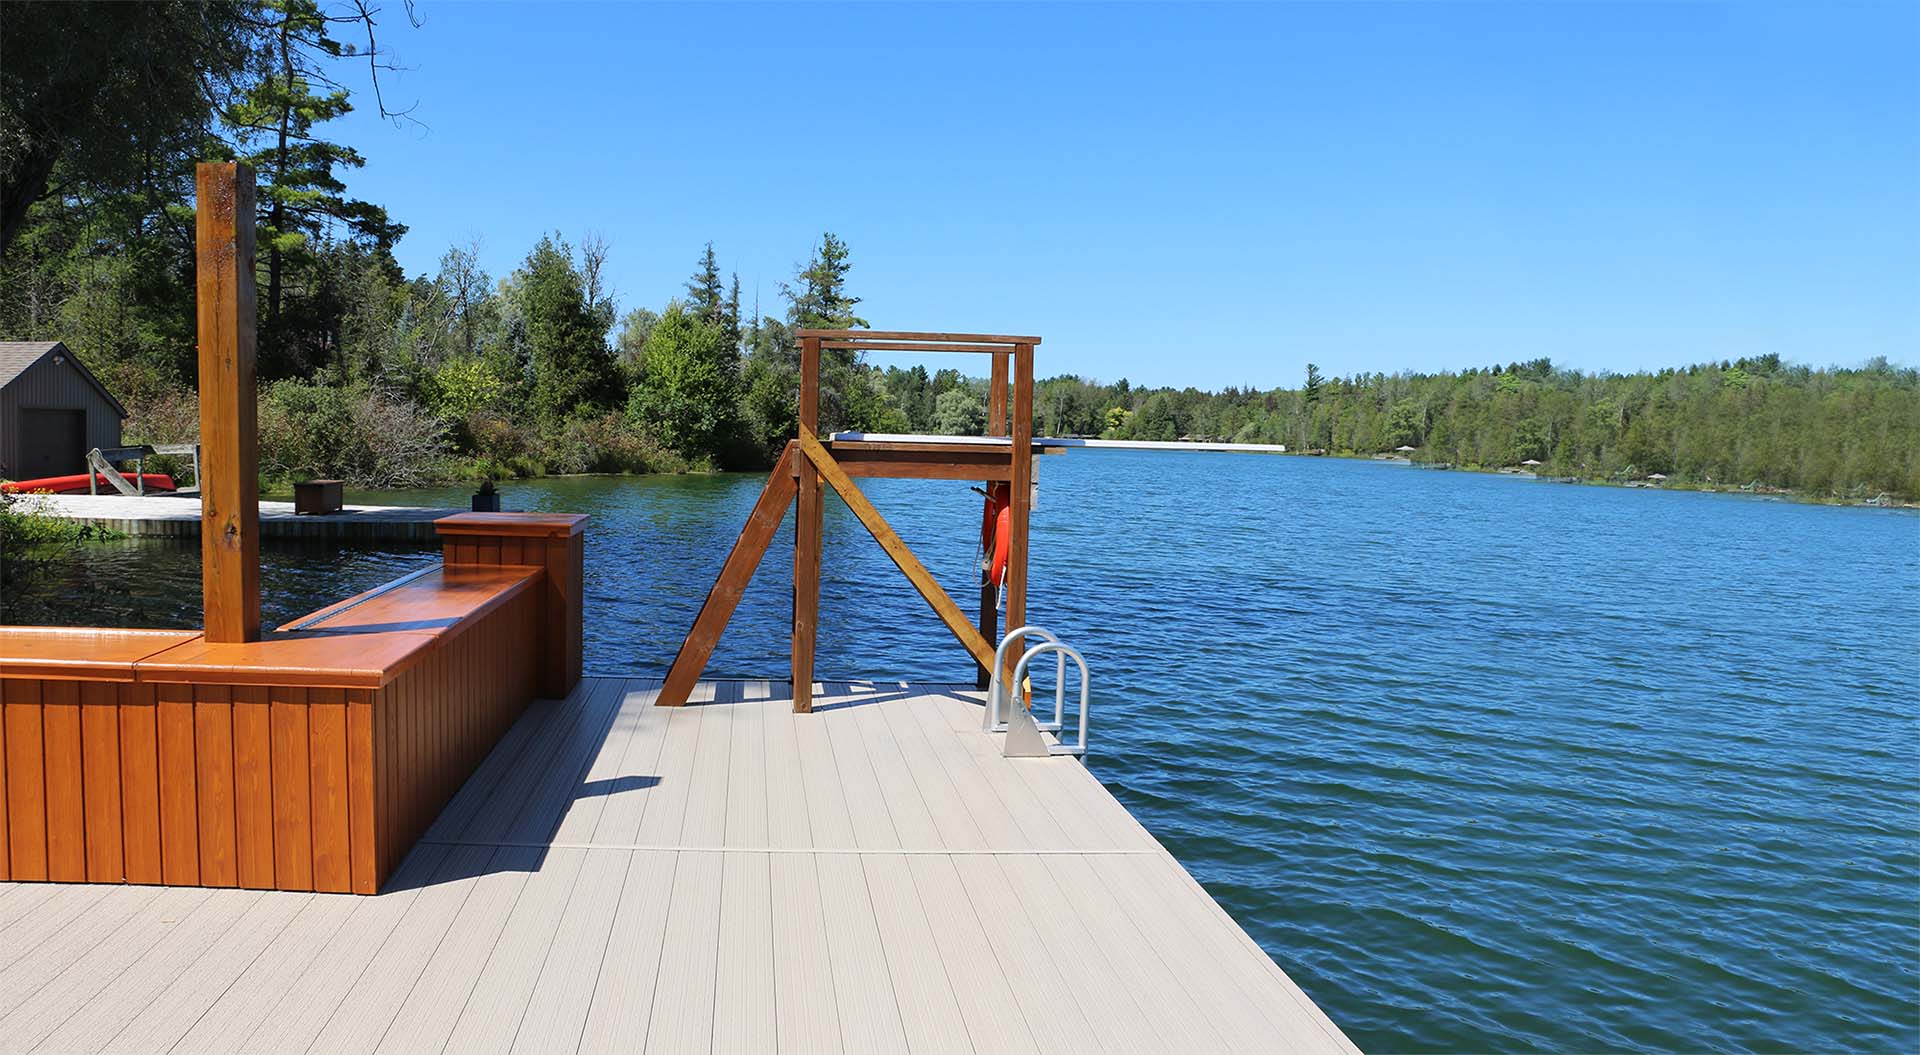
[[545, 413, 685, 475], [257, 379, 451, 488]]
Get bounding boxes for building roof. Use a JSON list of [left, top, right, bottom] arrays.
[[0, 341, 128, 417]]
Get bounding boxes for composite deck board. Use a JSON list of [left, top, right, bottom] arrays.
[[444, 845, 590, 1052], [577, 849, 675, 1055], [0, 886, 161, 1023], [0, 886, 215, 1051], [713, 850, 776, 1053], [641, 849, 723, 1053], [0, 678, 1357, 1054], [96, 891, 311, 1053], [168, 890, 362, 1054], [768, 852, 841, 1052], [231, 843, 446, 1053], [862, 852, 973, 1052], [374, 845, 543, 1054], [31, 887, 262, 1052], [0, 885, 106, 973], [511, 847, 630, 1054]]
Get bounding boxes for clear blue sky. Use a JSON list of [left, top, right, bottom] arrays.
[[329, 1, 1918, 391]]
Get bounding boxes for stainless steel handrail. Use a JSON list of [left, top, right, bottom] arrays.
[[1003, 641, 1090, 758], [984, 625, 1063, 731]]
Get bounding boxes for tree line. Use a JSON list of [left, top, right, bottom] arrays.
[[2, 2, 1914, 499]]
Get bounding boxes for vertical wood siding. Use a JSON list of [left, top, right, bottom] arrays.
[[0, 579, 542, 892]]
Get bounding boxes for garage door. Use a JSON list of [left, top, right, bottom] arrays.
[[18, 408, 87, 477]]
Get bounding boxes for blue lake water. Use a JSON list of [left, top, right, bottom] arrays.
[[5, 451, 1917, 1052]]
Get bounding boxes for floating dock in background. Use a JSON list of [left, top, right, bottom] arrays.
[[14, 492, 456, 542], [0, 678, 1358, 1053]]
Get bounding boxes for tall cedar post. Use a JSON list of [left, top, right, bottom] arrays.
[[196, 162, 261, 643], [793, 335, 823, 712], [1003, 343, 1035, 685], [977, 350, 1011, 688]]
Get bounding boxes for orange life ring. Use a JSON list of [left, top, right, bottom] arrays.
[[979, 483, 1006, 552], [989, 506, 1012, 586]]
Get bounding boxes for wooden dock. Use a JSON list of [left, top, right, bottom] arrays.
[[0, 677, 1356, 1054], [14, 493, 457, 542]]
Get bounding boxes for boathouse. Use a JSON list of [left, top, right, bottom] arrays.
[[0, 341, 126, 480]]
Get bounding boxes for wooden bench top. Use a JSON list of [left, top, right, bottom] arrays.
[[0, 565, 540, 690], [435, 512, 588, 539], [0, 627, 202, 681]]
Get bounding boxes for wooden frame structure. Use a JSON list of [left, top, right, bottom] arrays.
[[660, 330, 1048, 712]]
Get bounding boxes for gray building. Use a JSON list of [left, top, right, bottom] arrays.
[[0, 341, 127, 479]]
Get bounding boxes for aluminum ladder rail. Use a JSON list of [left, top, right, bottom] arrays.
[[984, 625, 1064, 732], [986, 625, 1091, 757]]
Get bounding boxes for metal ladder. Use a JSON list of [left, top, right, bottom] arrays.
[[984, 625, 1090, 758]]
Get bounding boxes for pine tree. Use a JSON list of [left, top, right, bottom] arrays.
[[686, 242, 723, 319], [783, 232, 867, 330], [724, 272, 743, 356], [225, 0, 404, 375]]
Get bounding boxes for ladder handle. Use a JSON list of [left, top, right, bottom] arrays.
[[986, 625, 1058, 729], [1012, 641, 1090, 755]]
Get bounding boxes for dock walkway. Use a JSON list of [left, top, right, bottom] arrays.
[[0, 678, 1355, 1054], [14, 493, 456, 542]]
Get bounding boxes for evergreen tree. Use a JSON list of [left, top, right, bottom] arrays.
[[783, 232, 866, 330], [686, 242, 723, 318], [224, 0, 405, 376], [724, 272, 742, 355], [517, 234, 622, 429]]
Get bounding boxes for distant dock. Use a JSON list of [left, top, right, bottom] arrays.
[[17, 492, 456, 542], [830, 431, 1291, 454]]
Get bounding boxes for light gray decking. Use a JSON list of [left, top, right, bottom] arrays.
[[0, 678, 1357, 1054]]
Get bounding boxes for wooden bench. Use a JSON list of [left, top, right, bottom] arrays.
[[0, 512, 587, 894]]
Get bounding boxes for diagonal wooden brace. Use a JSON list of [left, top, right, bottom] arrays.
[[659, 442, 799, 707], [797, 427, 997, 672]]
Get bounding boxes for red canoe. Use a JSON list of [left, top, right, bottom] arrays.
[[1, 473, 178, 495]]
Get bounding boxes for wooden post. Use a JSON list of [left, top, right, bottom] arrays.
[[988, 351, 1009, 435], [793, 336, 823, 712], [977, 349, 1010, 689], [1003, 344, 1035, 684], [195, 162, 260, 644]]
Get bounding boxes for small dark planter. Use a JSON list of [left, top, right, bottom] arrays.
[[294, 479, 343, 515]]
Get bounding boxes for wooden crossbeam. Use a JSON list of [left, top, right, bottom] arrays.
[[814, 340, 1014, 353], [658, 443, 799, 707], [792, 329, 1042, 346], [797, 427, 996, 671]]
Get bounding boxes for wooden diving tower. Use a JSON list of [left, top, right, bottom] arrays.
[[660, 330, 1056, 712]]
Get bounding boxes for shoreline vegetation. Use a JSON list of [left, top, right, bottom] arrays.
[[2, 3, 1916, 510]]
